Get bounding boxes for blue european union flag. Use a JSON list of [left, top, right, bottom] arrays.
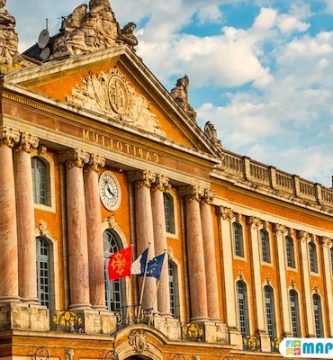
[[146, 253, 166, 279]]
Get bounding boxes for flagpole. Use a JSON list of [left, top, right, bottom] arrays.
[[137, 242, 150, 323], [148, 279, 161, 326]]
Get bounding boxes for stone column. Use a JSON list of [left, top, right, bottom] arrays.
[[182, 186, 208, 322], [274, 224, 292, 336], [298, 231, 315, 336], [217, 207, 242, 348], [84, 154, 106, 309], [133, 170, 157, 311], [0, 127, 20, 303], [60, 149, 91, 309], [200, 190, 219, 321], [322, 237, 333, 336], [14, 133, 39, 303], [248, 217, 270, 352], [151, 174, 171, 316]]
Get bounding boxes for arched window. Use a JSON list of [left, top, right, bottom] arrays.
[[309, 242, 318, 273], [233, 222, 244, 257], [286, 236, 295, 268], [313, 294, 323, 337], [103, 230, 125, 312], [260, 229, 271, 263], [164, 193, 175, 234], [36, 237, 51, 309], [31, 157, 50, 206], [289, 289, 301, 337], [264, 286, 276, 338], [236, 281, 250, 336], [168, 260, 179, 318]]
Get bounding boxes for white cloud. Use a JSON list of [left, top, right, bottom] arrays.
[[326, 0, 333, 13], [277, 14, 310, 34], [197, 5, 223, 24], [253, 8, 277, 30]]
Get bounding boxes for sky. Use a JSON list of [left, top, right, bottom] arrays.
[[6, 0, 333, 186]]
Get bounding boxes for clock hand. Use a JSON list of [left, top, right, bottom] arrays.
[[107, 182, 115, 197]]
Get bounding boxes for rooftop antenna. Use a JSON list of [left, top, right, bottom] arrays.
[[46, 18, 48, 31], [37, 19, 50, 61]]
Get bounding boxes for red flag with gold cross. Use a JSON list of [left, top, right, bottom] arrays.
[[108, 246, 132, 281]]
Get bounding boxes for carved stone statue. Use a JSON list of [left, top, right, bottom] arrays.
[[52, 0, 119, 59], [204, 121, 223, 151], [118, 22, 138, 51], [0, 0, 20, 65], [171, 75, 197, 121]]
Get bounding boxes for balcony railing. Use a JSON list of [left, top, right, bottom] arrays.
[[216, 149, 333, 210], [242, 334, 261, 352]]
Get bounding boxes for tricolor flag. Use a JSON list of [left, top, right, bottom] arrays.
[[130, 248, 148, 275], [108, 246, 132, 280]]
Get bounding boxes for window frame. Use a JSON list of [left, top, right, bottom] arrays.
[[164, 192, 176, 235], [168, 259, 180, 318], [313, 294, 324, 338], [103, 229, 126, 312], [289, 289, 301, 338], [36, 236, 53, 310], [285, 236, 296, 269], [233, 222, 245, 258], [309, 242, 319, 274], [264, 285, 277, 339], [236, 280, 250, 337], [260, 229, 271, 264]]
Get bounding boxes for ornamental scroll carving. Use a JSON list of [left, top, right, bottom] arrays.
[[67, 69, 165, 137]]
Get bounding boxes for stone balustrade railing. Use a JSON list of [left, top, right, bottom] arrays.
[[218, 150, 333, 208]]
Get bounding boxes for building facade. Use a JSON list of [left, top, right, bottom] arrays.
[[0, 1, 333, 360]]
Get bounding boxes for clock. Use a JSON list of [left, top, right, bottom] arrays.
[[99, 171, 121, 211]]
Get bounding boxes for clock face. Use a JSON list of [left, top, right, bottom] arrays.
[[99, 171, 121, 211]]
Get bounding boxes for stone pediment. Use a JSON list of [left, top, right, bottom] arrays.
[[67, 68, 165, 137]]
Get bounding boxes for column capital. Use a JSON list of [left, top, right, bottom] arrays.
[[88, 154, 105, 172], [152, 174, 170, 192], [247, 216, 262, 229], [0, 126, 20, 148], [273, 223, 288, 235], [321, 236, 332, 248], [130, 170, 156, 189], [202, 189, 214, 204], [18, 133, 39, 153], [180, 185, 205, 201], [59, 149, 90, 169], [216, 206, 235, 221], [297, 230, 311, 243]]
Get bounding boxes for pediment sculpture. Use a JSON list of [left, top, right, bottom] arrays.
[[52, 0, 138, 60], [204, 121, 223, 152], [0, 0, 20, 65], [67, 69, 165, 137], [171, 75, 197, 122]]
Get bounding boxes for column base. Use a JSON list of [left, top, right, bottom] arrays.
[[228, 327, 243, 349], [153, 314, 181, 341], [258, 331, 272, 352], [0, 303, 49, 332], [204, 321, 228, 344]]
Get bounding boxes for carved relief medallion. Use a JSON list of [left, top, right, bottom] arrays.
[[128, 329, 149, 354], [108, 76, 129, 115]]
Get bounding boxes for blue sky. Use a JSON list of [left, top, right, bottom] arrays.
[[7, 0, 333, 186]]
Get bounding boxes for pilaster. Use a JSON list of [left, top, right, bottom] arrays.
[[321, 237, 333, 336], [274, 224, 292, 336], [298, 230, 315, 337]]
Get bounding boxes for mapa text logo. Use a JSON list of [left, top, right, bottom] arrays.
[[279, 338, 333, 358]]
